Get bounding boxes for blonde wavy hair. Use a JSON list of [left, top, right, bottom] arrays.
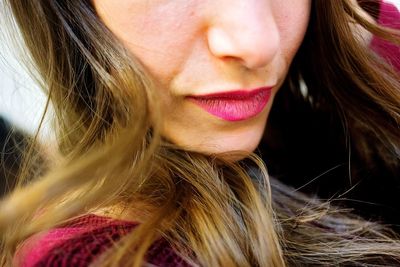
[[1, 0, 400, 266]]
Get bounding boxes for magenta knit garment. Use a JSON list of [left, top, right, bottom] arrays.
[[14, 214, 193, 267], [370, 0, 400, 71]]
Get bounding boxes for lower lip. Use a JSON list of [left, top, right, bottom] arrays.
[[187, 87, 273, 122]]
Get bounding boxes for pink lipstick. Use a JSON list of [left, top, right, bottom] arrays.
[[187, 87, 273, 121]]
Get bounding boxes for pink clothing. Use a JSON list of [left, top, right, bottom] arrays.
[[15, 214, 192, 267]]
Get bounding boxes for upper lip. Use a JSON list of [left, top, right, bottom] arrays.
[[187, 86, 274, 100]]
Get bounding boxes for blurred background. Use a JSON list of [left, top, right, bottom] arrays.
[[0, 31, 53, 139]]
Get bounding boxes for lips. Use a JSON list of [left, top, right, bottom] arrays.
[[187, 87, 273, 121]]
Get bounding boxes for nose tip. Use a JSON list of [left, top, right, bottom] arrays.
[[207, 21, 280, 70]]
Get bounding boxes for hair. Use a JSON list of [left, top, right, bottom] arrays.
[[1, 0, 400, 266]]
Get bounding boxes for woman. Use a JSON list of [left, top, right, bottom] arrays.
[[1, 0, 400, 266]]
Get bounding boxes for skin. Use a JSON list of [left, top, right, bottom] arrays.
[[93, 0, 311, 157]]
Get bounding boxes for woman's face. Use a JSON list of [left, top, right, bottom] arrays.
[[93, 0, 311, 156]]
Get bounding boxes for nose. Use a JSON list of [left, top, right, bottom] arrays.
[[206, 1, 280, 70]]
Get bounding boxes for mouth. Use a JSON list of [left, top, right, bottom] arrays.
[[186, 87, 273, 121]]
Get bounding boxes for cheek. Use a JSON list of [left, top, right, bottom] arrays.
[[95, 1, 202, 86], [273, 0, 311, 61], [123, 31, 191, 86], [123, 24, 194, 84]]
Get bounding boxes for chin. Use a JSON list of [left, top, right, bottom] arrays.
[[190, 135, 262, 162], [161, 116, 267, 161]]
